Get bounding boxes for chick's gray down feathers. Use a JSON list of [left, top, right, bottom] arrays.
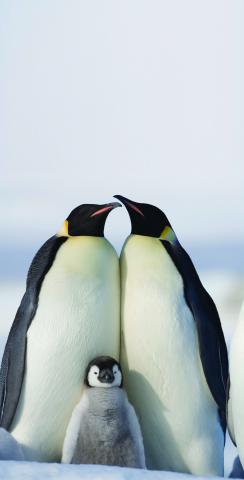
[[62, 387, 145, 468]]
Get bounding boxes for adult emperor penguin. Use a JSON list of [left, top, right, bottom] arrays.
[[228, 301, 244, 472], [62, 356, 145, 468], [114, 195, 228, 476], [0, 202, 121, 462]]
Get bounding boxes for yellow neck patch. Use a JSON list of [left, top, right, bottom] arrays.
[[57, 220, 70, 237], [159, 226, 176, 244]]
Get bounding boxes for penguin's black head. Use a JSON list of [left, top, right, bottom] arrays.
[[58, 202, 121, 237], [85, 356, 123, 388], [114, 195, 176, 242]]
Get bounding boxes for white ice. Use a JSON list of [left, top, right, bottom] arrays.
[[0, 462, 237, 480]]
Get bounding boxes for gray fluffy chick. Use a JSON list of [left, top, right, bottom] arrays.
[[62, 356, 146, 468]]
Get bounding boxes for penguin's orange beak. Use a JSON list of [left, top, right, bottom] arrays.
[[90, 202, 121, 218]]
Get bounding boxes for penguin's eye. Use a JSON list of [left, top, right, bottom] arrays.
[[94, 372, 98, 375]]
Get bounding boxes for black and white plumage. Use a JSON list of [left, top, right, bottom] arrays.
[[114, 195, 228, 476], [0, 203, 121, 462], [62, 356, 146, 468]]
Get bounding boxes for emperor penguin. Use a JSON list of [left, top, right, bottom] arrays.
[[228, 301, 244, 472], [114, 195, 228, 476], [0, 202, 121, 462], [62, 356, 146, 468]]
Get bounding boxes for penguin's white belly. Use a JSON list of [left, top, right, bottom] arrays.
[[229, 303, 244, 466], [10, 237, 120, 461], [120, 235, 223, 475]]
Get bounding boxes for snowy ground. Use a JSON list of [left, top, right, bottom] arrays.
[[0, 462, 233, 480], [0, 271, 243, 478]]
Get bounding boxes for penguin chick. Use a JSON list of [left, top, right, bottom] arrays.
[[62, 356, 146, 468]]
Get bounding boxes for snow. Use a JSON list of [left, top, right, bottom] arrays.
[[0, 462, 233, 480], [0, 429, 24, 461]]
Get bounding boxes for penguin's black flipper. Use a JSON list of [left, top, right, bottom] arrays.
[[0, 290, 32, 429], [189, 285, 228, 427], [0, 235, 67, 429], [163, 240, 229, 426]]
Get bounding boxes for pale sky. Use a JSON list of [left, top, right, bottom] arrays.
[[1, 1, 243, 250]]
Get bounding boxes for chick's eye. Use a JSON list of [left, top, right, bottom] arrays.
[[94, 372, 98, 375]]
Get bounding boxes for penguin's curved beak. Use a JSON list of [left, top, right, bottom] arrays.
[[90, 202, 121, 218], [114, 195, 144, 217]]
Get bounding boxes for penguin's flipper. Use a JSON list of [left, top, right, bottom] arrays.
[[0, 291, 30, 429], [0, 235, 67, 429], [163, 241, 229, 423], [191, 288, 229, 425]]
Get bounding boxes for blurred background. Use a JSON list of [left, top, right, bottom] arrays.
[[0, 1, 243, 474]]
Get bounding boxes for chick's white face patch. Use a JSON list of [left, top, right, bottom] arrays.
[[87, 364, 122, 388], [112, 364, 122, 387], [87, 365, 101, 387]]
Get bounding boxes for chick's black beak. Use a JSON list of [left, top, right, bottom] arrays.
[[99, 369, 114, 384]]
